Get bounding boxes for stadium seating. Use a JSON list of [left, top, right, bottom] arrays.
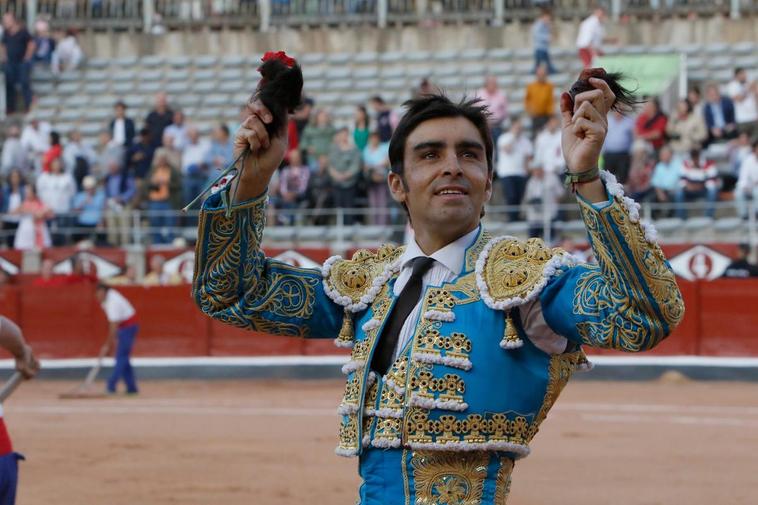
[[29, 41, 758, 147]]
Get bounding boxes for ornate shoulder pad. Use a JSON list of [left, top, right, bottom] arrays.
[[476, 236, 575, 311], [322, 244, 404, 313], [476, 236, 575, 350]]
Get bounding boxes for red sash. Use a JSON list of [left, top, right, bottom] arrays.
[[119, 314, 138, 329], [0, 417, 12, 456]]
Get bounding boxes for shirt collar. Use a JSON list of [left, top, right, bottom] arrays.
[[398, 226, 480, 277]]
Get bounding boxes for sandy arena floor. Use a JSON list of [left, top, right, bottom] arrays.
[[5, 378, 757, 505]]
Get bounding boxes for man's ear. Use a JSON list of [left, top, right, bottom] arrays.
[[484, 171, 493, 204], [388, 172, 407, 205]]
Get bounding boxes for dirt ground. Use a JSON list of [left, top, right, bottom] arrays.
[[6, 377, 757, 505]]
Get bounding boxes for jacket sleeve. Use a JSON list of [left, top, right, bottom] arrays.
[[192, 191, 343, 338], [539, 179, 685, 351]]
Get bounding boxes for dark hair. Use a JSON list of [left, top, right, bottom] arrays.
[[355, 105, 368, 129], [735, 67, 745, 76], [370, 95, 386, 105], [254, 58, 303, 137], [139, 127, 150, 137], [50, 131, 60, 145], [388, 94, 494, 177], [218, 123, 230, 137], [96, 282, 110, 292], [680, 98, 693, 114]]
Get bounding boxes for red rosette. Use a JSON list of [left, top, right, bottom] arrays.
[[260, 51, 296, 69]]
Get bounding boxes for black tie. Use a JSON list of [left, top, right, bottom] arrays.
[[371, 256, 435, 375]]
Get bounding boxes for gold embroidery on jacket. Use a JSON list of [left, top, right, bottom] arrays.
[[411, 451, 489, 505], [494, 457, 515, 504]]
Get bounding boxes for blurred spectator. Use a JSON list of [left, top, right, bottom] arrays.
[[278, 149, 310, 225], [524, 166, 563, 239], [353, 105, 370, 152], [181, 126, 210, 209], [32, 18, 55, 66], [96, 130, 124, 177], [292, 96, 315, 139], [533, 116, 564, 176], [51, 29, 83, 74], [531, 8, 555, 73], [300, 109, 337, 166], [675, 149, 718, 219], [576, 7, 606, 69], [20, 113, 51, 171], [41, 131, 63, 173], [63, 130, 97, 189], [627, 157, 653, 202], [1, 124, 28, 177], [108, 265, 138, 286], [145, 92, 174, 148], [329, 128, 362, 225], [164, 110, 189, 152], [143, 255, 182, 286], [634, 98, 668, 153], [603, 109, 635, 184], [204, 124, 234, 186], [307, 154, 333, 226], [735, 140, 758, 220], [688, 86, 704, 118], [36, 157, 76, 244], [412, 77, 436, 99], [524, 64, 555, 135], [109, 101, 136, 148], [156, 132, 182, 172], [32, 258, 66, 287], [66, 254, 98, 284], [704, 83, 737, 145], [363, 131, 391, 226], [650, 146, 682, 206], [496, 117, 533, 221], [142, 151, 182, 245], [723, 244, 758, 278], [125, 128, 155, 181], [104, 159, 136, 246], [369, 96, 396, 144], [726, 68, 758, 137], [729, 132, 753, 178], [475, 76, 508, 142], [71, 176, 106, 244], [1, 12, 35, 114], [12, 184, 52, 250], [1, 170, 25, 247], [666, 99, 707, 159]]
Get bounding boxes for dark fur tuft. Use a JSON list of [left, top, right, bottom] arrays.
[[254, 59, 304, 136], [569, 70, 641, 114]]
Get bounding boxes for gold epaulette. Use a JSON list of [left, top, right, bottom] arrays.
[[475, 237, 575, 349], [322, 244, 404, 347]]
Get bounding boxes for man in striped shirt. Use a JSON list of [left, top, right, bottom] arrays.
[[674, 148, 719, 219]]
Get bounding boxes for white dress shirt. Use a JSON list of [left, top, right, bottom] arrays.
[[390, 227, 480, 359]]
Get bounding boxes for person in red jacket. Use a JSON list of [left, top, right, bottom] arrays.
[[0, 316, 39, 504], [635, 97, 668, 152]]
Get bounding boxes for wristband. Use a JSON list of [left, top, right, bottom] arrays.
[[563, 166, 600, 193]]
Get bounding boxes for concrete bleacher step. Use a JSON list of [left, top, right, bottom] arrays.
[[653, 218, 684, 234]]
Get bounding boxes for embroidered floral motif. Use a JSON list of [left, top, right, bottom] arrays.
[[411, 451, 489, 505]]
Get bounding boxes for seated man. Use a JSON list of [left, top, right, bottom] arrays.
[[651, 145, 682, 206], [675, 149, 719, 219], [703, 83, 738, 145]]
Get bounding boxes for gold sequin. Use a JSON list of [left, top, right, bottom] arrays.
[[411, 451, 489, 505]]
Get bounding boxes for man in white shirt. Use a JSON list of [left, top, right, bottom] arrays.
[[181, 126, 210, 208], [62, 129, 97, 178], [95, 284, 139, 395], [576, 7, 607, 69], [20, 114, 51, 172], [164, 110, 189, 152], [0, 124, 28, 177], [533, 115, 564, 175], [109, 101, 136, 148], [727, 68, 758, 137], [496, 117, 533, 220], [735, 140, 758, 220]]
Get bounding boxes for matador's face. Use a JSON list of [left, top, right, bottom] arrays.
[[389, 116, 492, 240]]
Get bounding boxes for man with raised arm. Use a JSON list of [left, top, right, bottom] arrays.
[[193, 71, 683, 503]]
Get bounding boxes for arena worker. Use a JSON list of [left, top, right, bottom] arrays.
[[0, 316, 39, 504], [193, 54, 684, 503], [95, 284, 139, 395]]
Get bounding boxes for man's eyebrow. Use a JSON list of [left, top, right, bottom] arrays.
[[412, 141, 446, 152], [456, 140, 485, 151]]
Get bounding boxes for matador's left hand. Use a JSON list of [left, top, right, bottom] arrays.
[[560, 77, 616, 173]]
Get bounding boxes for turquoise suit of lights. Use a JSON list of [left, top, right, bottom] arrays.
[[193, 171, 684, 505]]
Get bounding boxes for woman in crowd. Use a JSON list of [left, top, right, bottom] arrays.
[[666, 99, 707, 160], [353, 105, 370, 152], [12, 184, 53, 250], [1, 170, 25, 248], [362, 131, 390, 225], [142, 151, 182, 245]]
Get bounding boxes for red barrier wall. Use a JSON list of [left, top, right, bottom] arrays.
[[1, 278, 756, 358]]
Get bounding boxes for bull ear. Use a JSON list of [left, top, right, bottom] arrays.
[[569, 69, 640, 115]]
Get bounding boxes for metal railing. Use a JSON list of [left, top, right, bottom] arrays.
[[2, 200, 756, 252], [6, 0, 754, 33]]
